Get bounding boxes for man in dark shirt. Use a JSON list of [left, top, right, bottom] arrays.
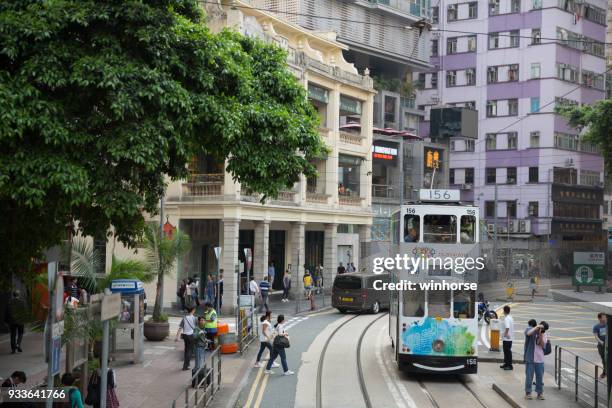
[[337, 262, 346, 275], [258, 276, 271, 313], [593, 312, 607, 379], [5, 291, 25, 353]]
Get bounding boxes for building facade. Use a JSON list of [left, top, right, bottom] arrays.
[[416, 0, 607, 266]]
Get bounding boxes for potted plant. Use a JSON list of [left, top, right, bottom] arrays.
[[142, 224, 190, 341]]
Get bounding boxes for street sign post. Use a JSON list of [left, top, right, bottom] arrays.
[[572, 252, 606, 290], [51, 336, 61, 376], [100, 292, 120, 408], [214, 247, 222, 312]]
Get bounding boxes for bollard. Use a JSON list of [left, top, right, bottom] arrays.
[[490, 318, 501, 351]]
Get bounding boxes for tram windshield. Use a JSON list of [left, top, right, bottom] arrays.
[[402, 290, 425, 317], [428, 290, 451, 318], [460, 215, 476, 244], [453, 290, 475, 318], [423, 215, 457, 243], [403, 214, 420, 243]]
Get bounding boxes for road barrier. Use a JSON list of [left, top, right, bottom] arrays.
[[237, 304, 257, 354], [554, 345, 608, 408], [171, 348, 222, 408]]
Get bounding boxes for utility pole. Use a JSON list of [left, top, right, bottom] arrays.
[[493, 183, 498, 272], [399, 136, 405, 205]]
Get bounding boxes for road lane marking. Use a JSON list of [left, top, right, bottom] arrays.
[[244, 366, 264, 408], [253, 371, 270, 408]]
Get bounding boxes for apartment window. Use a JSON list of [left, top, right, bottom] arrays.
[[583, 4, 606, 25], [580, 170, 600, 186], [486, 167, 497, 184], [446, 70, 457, 87], [432, 6, 439, 23], [529, 167, 539, 183], [554, 132, 578, 150], [508, 132, 517, 149], [467, 36, 477, 52], [530, 131, 540, 147], [604, 201, 609, 215], [532, 0, 542, 8], [530, 97, 540, 113], [508, 64, 519, 81], [528, 201, 539, 216], [489, 0, 500, 15], [507, 167, 517, 184], [431, 39, 439, 56], [468, 2, 478, 18], [447, 38, 457, 54], [431, 73, 438, 89], [448, 4, 458, 21], [510, 30, 520, 47], [486, 134, 497, 150], [466, 68, 476, 85], [530, 63, 541, 79], [510, 0, 521, 12], [488, 33, 500, 49], [508, 99, 518, 116], [449, 169, 455, 184], [531, 28, 541, 45], [450, 140, 456, 152], [486, 100, 497, 117], [485, 201, 495, 217], [487, 66, 498, 83], [465, 168, 474, 183], [507, 201, 517, 218], [465, 101, 476, 110], [556, 63, 579, 83]]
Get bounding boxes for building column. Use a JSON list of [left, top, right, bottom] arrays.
[[290, 222, 306, 295], [324, 223, 338, 288], [357, 224, 372, 272], [221, 218, 240, 315], [254, 220, 270, 281]]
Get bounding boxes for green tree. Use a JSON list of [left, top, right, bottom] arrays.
[[557, 99, 612, 174], [142, 224, 190, 321], [0, 0, 325, 283]]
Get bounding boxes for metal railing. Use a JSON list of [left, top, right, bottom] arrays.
[[554, 345, 608, 408], [293, 288, 330, 314], [172, 348, 222, 408], [237, 305, 258, 354]]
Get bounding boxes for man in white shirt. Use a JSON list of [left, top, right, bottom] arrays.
[[500, 305, 514, 370], [249, 276, 259, 296]]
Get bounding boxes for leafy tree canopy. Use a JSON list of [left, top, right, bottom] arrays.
[[557, 99, 612, 174], [0, 0, 325, 281]]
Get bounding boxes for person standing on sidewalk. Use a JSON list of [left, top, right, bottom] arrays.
[[61, 372, 84, 408], [175, 307, 197, 370], [216, 271, 224, 310], [254, 311, 280, 368], [5, 291, 25, 354], [524, 319, 547, 400], [205, 275, 215, 305], [500, 305, 514, 370], [303, 270, 313, 300], [178, 279, 187, 311], [259, 276, 271, 313], [594, 312, 607, 379], [268, 261, 276, 283], [203, 302, 218, 350], [193, 316, 208, 372], [265, 315, 294, 376], [282, 270, 291, 302]]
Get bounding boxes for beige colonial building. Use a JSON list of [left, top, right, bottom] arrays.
[[120, 2, 376, 313]]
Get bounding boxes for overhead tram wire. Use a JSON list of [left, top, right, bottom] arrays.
[[198, 1, 612, 46]]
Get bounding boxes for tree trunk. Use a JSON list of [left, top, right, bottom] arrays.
[[152, 268, 163, 321]]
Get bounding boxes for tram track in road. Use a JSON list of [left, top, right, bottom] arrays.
[[417, 376, 492, 408], [316, 313, 388, 408]]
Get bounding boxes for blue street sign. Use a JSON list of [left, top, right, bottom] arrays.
[[52, 336, 61, 375]]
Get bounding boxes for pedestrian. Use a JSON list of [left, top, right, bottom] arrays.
[[268, 261, 276, 283], [89, 359, 120, 408], [259, 276, 271, 313], [175, 306, 197, 370], [61, 372, 84, 408], [1, 371, 26, 388], [191, 278, 201, 307], [303, 270, 313, 300], [217, 271, 224, 310], [337, 262, 346, 275], [203, 302, 218, 350], [193, 316, 208, 372], [500, 305, 514, 370], [206, 275, 215, 305], [524, 319, 547, 400], [249, 276, 259, 296], [178, 279, 187, 311], [69, 278, 79, 299], [79, 286, 89, 305], [529, 276, 537, 300], [593, 312, 607, 379], [265, 315, 294, 376], [282, 270, 291, 302], [254, 311, 280, 368], [5, 291, 25, 354], [316, 265, 324, 294]]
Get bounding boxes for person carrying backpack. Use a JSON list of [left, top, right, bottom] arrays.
[[524, 320, 550, 400]]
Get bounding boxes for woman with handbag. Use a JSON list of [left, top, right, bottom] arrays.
[[264, 315, 294, 376], [175, 307, 197, 370], [254, 312, 280, 368], [86, 359, 120, 408]]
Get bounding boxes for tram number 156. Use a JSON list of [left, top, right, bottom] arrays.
[[466, 358, 477, 366]]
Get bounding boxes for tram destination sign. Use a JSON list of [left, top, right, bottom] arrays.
[[419, 189, 460, 202]]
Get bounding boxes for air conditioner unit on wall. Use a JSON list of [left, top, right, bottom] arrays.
[[519, 219, 532, 233], [462, 183, 473, 190]]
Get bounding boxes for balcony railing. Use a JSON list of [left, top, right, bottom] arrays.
[[339, 194, 363, 206], [372, 184, 398, 199], [276, 190, 297, 202], [187, 173, 224, 183], [182, 182, 223, 197], [306, 192, 329, 204], [339, 130, 364, 146]]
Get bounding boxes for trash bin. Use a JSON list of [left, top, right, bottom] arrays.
[[490, 318, 500, 352]]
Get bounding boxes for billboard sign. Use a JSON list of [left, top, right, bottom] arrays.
[[572, 252, 606, 287]]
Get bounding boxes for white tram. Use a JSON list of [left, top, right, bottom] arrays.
[[389, 191, 480, 374]]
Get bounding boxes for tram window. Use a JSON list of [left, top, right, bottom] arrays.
[[460, 215, 476, 243], [403, 214, 420, 243], [402, 290, 425, 317], [453, 290, 475, 318], [428, 290, 451, 318], [423, 215, 457, 243]]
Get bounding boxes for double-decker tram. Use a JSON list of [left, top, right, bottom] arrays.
[[388, 189, 480, 374]]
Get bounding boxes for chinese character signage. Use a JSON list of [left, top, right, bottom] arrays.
[[572, 252, 606, 287]]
